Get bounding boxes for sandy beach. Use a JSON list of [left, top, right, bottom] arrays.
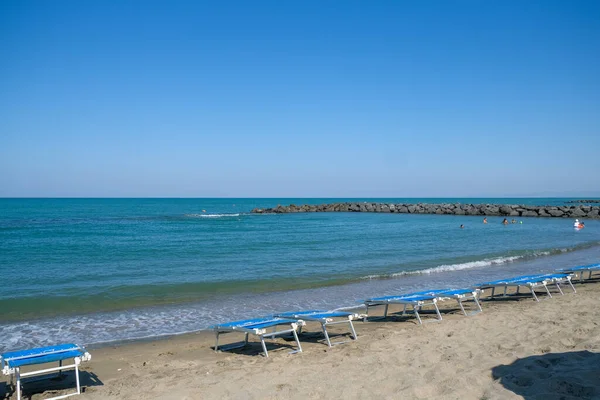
[[1, 278, 598, 400]]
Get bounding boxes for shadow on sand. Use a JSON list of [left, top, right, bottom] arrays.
[[491, 350, 600, 400], [0, 370, 103, 400]]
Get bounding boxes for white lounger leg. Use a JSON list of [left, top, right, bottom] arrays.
[[530, 286, 539, 302], [348, 319, 358, 340], [555, 282, 564, 295], [384, 304, 389, 318], [75, 363, 81, 395], [567, 277, 577, 293], [16, 367, 21, 400], [260, 336, 269, 357], [473, 294, 483, 312], [401, 304, 407, 316], [413, 305, 422, 325], [321, 323, 333, 347], [456, 298, 467, 316], [214, 332, 219, 352], [292, 328, 302, 353], [543, 284, 552, 298], [433, 301, 442, 321]]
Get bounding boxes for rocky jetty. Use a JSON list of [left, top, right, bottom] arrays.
[[566, 199, 600, 204], [252, 202, 600, 219]]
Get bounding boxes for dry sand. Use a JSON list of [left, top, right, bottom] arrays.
[[2, 279, 599, 400]]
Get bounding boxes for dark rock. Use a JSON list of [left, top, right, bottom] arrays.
[[499, 206, 513, 215], [521, 210, 538, 217], [537, 209, 550, 217], [548, 209, 565, 217]]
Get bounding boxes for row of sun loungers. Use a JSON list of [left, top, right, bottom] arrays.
[[364, 288, 483, 324], [475, 272, 577, 302], [1, 263, 597, 398], [214, 266, 593, 357]]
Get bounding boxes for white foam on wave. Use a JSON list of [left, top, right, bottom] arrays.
[[362, 252, 552, 280], [185, 213, 241, 218]]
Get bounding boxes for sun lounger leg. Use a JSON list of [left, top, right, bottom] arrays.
[[530, 287, 539, 302], [567, 278, 576, 293], [348, 319, 358, 340], [244, 333, 249, 345], [384, 304, 389, 318], [503, 286, 507, 296], [491, 287, 495, 298], [555, 282, 564, 295], [75, 363, 81, 395], [433, 301, 442, 321], [413, 305, 422, 325], [544, 284, 552, 298], [473, 295, 483, 312], [16, 368, 21, 400], [402, 304, 407, 316], [214, 332, 220, 352], [260, 336, 269, 357], [457, 299, 467, 316], [516, 286, 520, 294], [292, 327, 302, 353], [321, 323, 333, 347]]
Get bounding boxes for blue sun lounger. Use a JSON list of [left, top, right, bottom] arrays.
[[476, 273, 575, 301], [212, 317, 305, 357], [275, 310, 361, 347], [0, 343, 91, 400], [557, 263, 600, 281], [364, 292, 442, 324]]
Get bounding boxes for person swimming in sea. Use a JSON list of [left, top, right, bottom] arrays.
[[511, 219, 517, 224], [502, 218, 509, 225], [483, 217, 487, 224], [460, 224, 464, 229]]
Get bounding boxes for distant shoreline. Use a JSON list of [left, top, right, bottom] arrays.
[[252, 202, 600, 219]]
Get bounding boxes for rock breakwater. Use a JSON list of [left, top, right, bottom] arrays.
[[252, 202, 600, 219]]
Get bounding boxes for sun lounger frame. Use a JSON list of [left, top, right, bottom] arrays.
[[275, 310, 361, 347], [0, 344, 91, 400], [365, 294, 442, 325], [213, 317, 305, 357], [423, 289, 483, 317], [558, 264, 600, 282], [477, 273, 576, 302]]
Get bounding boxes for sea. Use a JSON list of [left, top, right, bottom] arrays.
[[1, 198, 599, 352]]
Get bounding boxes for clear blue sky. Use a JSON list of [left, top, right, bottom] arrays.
[[1, 1, 599, 197]]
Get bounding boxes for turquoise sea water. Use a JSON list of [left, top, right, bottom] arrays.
[[1, 198, 599, 351]]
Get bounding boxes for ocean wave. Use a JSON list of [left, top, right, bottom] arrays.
[[185, 213, 241, 218], [361, 250, 565, 280]]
